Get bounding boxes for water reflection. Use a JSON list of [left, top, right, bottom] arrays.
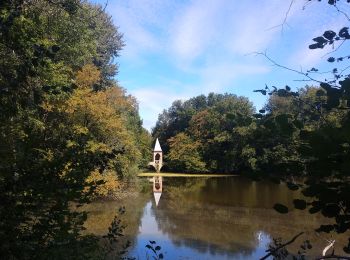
[[84, 177, 348, 259], [153, 176, 163, 206], [129, 200, 271, 259]]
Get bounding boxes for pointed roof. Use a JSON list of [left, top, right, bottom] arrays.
[[154, 138, 162, 152], [154, 192, 162, 206]]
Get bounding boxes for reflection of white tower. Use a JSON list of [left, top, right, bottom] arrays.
[[148, 138, 163, 172], [153, 176, 162, 206]]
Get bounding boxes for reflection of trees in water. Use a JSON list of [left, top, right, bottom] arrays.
[[81, 191, 150, 253], [199, 177, 304, 208], [153, 177, 348, 257], [153, 178, 259, 257]]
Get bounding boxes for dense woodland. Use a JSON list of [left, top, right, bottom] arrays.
[[1, 0, 350, 259], [0, 0, 151, 258], [153, 86, 346, 175]]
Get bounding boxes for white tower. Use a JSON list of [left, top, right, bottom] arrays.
[[149, 138, 163, 172], [148, 138, 164, 206]]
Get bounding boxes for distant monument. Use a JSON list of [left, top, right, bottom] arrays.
[[148, 138, 163, 173], [149, 138, 163, 206]]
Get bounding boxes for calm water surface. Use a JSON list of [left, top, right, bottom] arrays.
[[83, 177, 347, 259]]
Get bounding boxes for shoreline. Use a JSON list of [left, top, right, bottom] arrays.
[[137, 172, 238, 177]]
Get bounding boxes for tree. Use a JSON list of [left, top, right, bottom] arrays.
[[167, 133, 207, 173], [0, 0, 149, 258]]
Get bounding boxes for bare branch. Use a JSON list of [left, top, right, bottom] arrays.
[[334, 4, 350, 21], [251, 52, 328, 85], [293, 79, 314, 82], [266, 0, 294, 33], [339, 65, 350, 76], [322, 240, 335, 256], [322, 39, 346, 58]]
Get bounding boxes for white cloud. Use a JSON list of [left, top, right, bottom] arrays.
[[196, 62, 270, 93], [226, 3, 282, 54], [107, 0, 172, 61], [130, 87, 188, 131], [169, 0, 225, 62]]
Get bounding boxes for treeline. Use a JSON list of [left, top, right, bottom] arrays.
[[152, 87, 347, 175], [0, 0, 150, 258]]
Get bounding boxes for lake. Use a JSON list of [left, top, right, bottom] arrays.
[[82, 176, 347, 259]]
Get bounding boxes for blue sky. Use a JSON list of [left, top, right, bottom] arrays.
[[93, 0, 350, 131]]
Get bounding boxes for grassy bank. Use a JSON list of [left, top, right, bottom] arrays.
[[138, 172, 237, 177]]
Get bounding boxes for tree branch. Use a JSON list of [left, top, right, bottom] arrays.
[[322, 240, 335, 256], [251, 52, 328, 86], [322, 39, 346, 58], [266, 0, 294, 33], [333, 4, 350, 22], [260, 232, 304, 260]]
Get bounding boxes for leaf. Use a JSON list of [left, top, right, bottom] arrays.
[[149, 241, 156, 244], [159, 253, 164, 259], [312, 36, 327, 44], [293, 199, 307, 210], [259, 109, 265, 114], [339, 27, 350, 39], [309, 43, 319, 49], [316, 225, 334, 233], [327, 57, 335, 63], [253, 89, 267, 95], [336, 222, 350, 233], [273, 203, 289, 214], [309, 201, 322, 214], [323, 30, 336, 40], [155, 246, 161, 251]]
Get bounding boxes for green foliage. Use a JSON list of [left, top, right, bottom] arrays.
[[0, 0, 150, 258], [153, 93, 255, 173], [167, 133, 207, 173]]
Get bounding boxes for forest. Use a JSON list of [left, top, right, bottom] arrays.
[[0, 0, 151, 258], [1, 0, 350, 259]]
